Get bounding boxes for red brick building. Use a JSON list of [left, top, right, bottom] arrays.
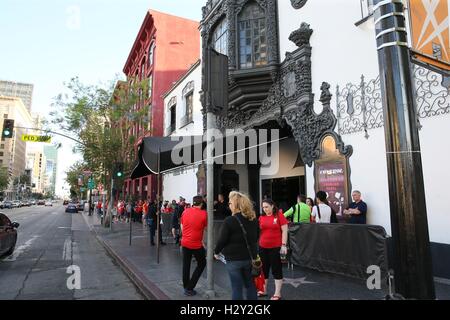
[[122, 10, 200, 201]]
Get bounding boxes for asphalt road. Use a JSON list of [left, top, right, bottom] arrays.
[[0, 203, 144, 300]]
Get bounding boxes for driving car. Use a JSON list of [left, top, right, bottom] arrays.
[[63, 200, 69, 205], [0, 213, 20, 258], [65, 203, 78, 213]]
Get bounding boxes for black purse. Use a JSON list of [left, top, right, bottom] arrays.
[[234, 215, 262, 277]]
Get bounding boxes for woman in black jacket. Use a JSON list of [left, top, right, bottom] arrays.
[[214, 191, 258, 300]]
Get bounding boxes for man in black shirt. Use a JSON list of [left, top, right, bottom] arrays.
[[214, 194, 231, 220], [344, 190, 368, 224]]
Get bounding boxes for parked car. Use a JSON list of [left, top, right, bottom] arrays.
[[30, 200, 36, 205], [44, 200, 53, 206], [11, 201, 20, 208], [0, 213, 20, 258], [37, 200, 45, 205], [3, 201, 12, 209], [65, 203, 78, 213], [76, 201, 85, 212]]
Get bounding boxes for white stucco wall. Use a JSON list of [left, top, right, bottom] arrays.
[[278, 0, 379, 114], [417, 114, 450, 244], [162, 166, 198, 203], [278, 0, 450, 244], [163, 62, 203, 137], [162, 62, 202, 204]]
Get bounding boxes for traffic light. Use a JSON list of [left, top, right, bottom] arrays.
[[2, 119, 14, 139], [115, 162, 124, 178]]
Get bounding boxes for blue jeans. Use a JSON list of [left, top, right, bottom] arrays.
[[225, 260, 257, 300]]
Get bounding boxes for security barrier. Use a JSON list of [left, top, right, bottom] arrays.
[[288, 223, 388, 280]]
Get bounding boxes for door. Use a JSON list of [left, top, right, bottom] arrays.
[[221, 170, 239, 204], [261, 176, 305, 213]]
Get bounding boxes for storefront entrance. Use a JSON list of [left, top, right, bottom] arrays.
[[261, 176, 305, 213]]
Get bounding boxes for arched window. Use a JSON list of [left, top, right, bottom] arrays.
[[238, 2, 267, 69], [211, 18, 228, 55]]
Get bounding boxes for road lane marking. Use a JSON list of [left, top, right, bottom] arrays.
[[3, 235, 39, 262], [62, 237, 72, 261]]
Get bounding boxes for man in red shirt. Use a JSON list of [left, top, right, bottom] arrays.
[[180, 195, 207, 296]]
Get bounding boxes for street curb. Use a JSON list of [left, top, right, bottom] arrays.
[[83, 214, 170, 300], [98, 236, 171, 301]]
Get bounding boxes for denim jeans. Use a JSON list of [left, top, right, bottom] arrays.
[[225, 260, 257, 300]]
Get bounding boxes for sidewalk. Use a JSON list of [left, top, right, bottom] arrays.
[[81, 211, 450, 300]]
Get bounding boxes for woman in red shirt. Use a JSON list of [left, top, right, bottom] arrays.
[[258, 198, 289, 300]]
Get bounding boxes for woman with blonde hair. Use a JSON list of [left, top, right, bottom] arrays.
[[214, 191, 258, 300]]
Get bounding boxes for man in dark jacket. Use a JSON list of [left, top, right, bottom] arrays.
[[148, 200, 165, 246]]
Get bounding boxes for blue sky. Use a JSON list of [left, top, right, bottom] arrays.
[[0, 0, 204, 196]]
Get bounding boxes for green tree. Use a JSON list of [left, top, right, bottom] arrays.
[[0, 167, 9, 192], [50, 77, 150, 199]]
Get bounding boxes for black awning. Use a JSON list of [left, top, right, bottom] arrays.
[[130, 136, 204, 179], [130, 131, 289, 180]]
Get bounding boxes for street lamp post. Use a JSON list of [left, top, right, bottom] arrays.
[[373, 0, 435, 299]]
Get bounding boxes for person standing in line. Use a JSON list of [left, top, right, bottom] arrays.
[[257, 199, 289, 300], [214, 191, 258, 301], [148, 200, 166, 246], [214, 194, 231, 220], [311, 191, 332, 223], [283, 194, 311, 223], [306, 198, 315, 211], [180, 195, 208, 296], [172, 198, 185, 244], [142, 200, 149, 228], [344, 190, 368, 224]]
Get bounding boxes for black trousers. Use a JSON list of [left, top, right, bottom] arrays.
[[149, 218, 163, 244], [259, 247, 283, 280], [182, 247, 206, 291]]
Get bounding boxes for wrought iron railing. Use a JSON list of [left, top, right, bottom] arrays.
[[336, 65, 450, 138]]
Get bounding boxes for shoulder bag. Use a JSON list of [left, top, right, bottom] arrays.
[[233, 215, 262, 277]]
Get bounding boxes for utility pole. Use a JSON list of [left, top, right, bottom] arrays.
[[373, 0, 435, 299]]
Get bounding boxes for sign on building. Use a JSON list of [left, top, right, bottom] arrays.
[[314, 135, 352, 220], [409, 0, 450, 71], [21, 134, 52, 143]]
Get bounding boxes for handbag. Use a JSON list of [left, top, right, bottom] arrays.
[[233, 215, 262, 277]]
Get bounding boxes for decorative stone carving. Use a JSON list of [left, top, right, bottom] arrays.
[[319, 82, 332, 109], [201, 1, 351, 166], [291, 0, 308, 9], [283, 103, 337, 167], [289, 23, 313, 47]]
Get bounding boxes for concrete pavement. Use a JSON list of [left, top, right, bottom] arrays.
[[0, 204, 144, 300], [81, 212, 450, 300]]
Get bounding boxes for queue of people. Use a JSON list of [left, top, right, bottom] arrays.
[[96, 189, 367, 300]]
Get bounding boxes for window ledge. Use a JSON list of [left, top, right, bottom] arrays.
[[355, 14, 373, 27], [179, 119, 194, 129]]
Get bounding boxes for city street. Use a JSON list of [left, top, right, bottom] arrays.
[[0, 203, 144, 300]]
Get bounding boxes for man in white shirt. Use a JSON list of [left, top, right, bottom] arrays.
[[312, 191, 332, 223]]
